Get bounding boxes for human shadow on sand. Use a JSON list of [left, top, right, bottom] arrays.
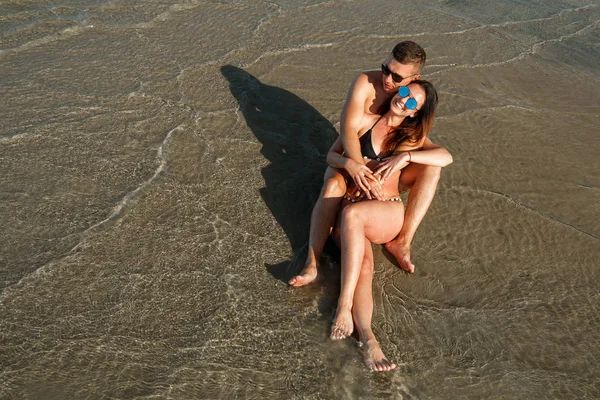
[[221, 65, 341, 287]]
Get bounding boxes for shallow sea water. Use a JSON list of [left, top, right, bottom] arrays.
[[1, 1, 599, 399]]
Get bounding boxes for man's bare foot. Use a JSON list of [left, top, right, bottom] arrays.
[[330, 307, 353, 340], [362, 338, 396, 372], [384, 240, 415, 273], [288, 264, 318, 287]]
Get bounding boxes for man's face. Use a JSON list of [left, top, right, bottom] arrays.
[[381, 57, 421, 93]]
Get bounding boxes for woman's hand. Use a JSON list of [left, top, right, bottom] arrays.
[[345, 159, 381, 199], [366, 173, 385, 200], [374, 152, 410, 183]]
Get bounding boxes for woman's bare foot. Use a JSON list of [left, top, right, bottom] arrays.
[[362, 338, 396, 372], [288, 263, 318, 287], [330, 307, 353, 340], [384, 240, 415, 273]]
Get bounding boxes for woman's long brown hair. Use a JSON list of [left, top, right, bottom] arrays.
[[381, 80, 438, 155]]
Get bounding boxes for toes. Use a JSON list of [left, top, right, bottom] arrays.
[[370, 359, 396, 372], [330, 325, 347, 340], [400, 259, 415, 273], [289, 277, 301, 286], [375, 361, 387, 371], [289, 272, 316, 287], [330, 323, 352, 340], [330, 327, 339, 340], [382, 360, 393, 371], [375, 359, 396, 372], [330, 310, 353, 340], [329, 325, 338, 340]]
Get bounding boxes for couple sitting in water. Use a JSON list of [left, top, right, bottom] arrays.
[[289, 41, 453, 371]]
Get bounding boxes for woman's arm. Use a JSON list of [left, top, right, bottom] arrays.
[[404, 137, 453, 167], [374, 137, 453, 181]]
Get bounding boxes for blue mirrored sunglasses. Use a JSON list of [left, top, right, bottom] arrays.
[[398, 86, 418, 110]]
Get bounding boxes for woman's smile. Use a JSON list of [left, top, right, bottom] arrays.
[[392, 96, 404, 111]]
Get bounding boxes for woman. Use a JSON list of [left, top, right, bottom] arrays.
[[326, 81, 452, 371]]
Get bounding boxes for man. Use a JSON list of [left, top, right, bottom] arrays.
[[289, 41, 441, 286]]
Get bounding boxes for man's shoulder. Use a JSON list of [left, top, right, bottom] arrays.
[[355, 70, 379, 86], [351, 70, 379, 96]]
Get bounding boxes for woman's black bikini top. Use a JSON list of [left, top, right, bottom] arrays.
[[359, 116, 390, 162]]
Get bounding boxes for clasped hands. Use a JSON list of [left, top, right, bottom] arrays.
[[347, 153, 410, 200]]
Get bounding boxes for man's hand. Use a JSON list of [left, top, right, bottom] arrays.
[[373, 153, 410, 183], [345, 160, 379, 199]]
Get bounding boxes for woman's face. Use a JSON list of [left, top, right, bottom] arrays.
[[390, 83, 426, 118]]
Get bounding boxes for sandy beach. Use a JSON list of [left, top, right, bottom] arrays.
[[1, 0, 599, 398]]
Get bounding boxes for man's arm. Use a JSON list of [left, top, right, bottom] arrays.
[[339, 74, 379, 196], [340, 74, 369, 164], [326, 137, 385, 200]]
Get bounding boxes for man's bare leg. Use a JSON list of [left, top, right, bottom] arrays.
[[352, 239, 396, 371], [289, 167, 347, 287], [385, 164, 441, 273]]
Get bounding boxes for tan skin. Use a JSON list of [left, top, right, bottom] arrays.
[[342, 58, 440, 274], [288, 58, 424, 287], [340, 56, 422, 189], [329, 84, 452, 371]]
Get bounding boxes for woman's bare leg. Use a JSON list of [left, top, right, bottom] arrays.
[[289, 167, 347, 286], [352, 239, 396, 371], [330, 200, 404, 339]]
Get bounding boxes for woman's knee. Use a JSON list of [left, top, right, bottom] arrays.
[[340, 204, 363, 227]]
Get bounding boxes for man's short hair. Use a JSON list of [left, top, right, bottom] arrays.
[[392, 41, 426, 68]]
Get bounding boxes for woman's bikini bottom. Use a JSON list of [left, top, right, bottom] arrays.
[[342, 194, 402, 203]]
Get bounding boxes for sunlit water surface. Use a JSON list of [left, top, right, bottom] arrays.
[[1, 0, 599, 398]]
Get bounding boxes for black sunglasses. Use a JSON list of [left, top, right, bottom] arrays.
[[381, 63, 410, 83]]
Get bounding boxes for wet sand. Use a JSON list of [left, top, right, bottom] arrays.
[[1, 1, 599, 399]]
